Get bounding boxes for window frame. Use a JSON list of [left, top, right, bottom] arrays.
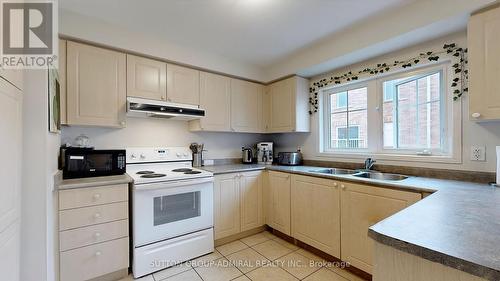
[[317, 62, 462, 164], [322, 83, 370, 153]]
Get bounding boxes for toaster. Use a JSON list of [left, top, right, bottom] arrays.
[[277, 152, 303, 166]]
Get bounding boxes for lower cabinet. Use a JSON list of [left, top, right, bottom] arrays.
[[340, 182, 421, 274], [266, 171, 291, 235], [291, 175, 341, 257], [214, 171, 264, 240]]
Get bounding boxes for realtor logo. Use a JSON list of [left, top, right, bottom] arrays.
[[1, 1, 57, 69]]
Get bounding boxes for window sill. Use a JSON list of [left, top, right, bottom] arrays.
[[316, 151, 462, 164]]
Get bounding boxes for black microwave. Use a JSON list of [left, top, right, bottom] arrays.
[[61, 147, 126, 179]]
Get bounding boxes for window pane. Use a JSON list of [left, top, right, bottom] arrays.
[[330, 112, 347, 148], [348, 87, 367, 111], [348, 110, 367, 148], [383, 71, 442, 150], [331, 91, 347, 113]]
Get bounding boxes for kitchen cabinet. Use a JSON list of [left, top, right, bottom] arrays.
[[189, 72, 231, 132], [230, 79, 263, 133], [59, 39, 67, 125], [58, 183, 129, 281], [214, 171, 264, 240], [340, 182, 421, 274], [240, 171, 264, 232], [291, 175, 341, 257], [126, 54, 167, 101], [167, 64, 200, 106], [67, 42, 126, 127], [265, 76, 310, 133], [468, 5, 500, 121], [0, 77, 22, 281], [266, 171, 291, 235], [214, 173, 241, 239]]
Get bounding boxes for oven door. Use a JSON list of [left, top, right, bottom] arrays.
[[133, 177, 214, 247]]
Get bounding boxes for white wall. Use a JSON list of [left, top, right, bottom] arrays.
[[59, 9, 266, 82], [265, 0, 495, 80], [271, 32, 500, 173], [21, 70, 60, 281], [61, 117, 270, 160]]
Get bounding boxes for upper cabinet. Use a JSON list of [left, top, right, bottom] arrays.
[[230, 79, 263, 133], [468, 5, 500, 121], [189, 72, 231, 131], [66, 42, 127, 128], [265, 76, 310, 133], [126, 54, 167, 101], [59, 40, 67, 125], [167, 64, 200, 106]]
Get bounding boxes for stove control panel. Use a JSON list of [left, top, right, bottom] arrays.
[[126, 147, 193, 163]]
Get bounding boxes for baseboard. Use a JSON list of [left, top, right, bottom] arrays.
[[88, 268, 128, 281], [214, 225, 267, 247]]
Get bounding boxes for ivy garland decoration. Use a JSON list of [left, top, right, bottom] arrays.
[[308, 43, 468, 114]]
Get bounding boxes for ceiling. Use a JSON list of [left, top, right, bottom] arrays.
[[59, 0, 415, 68]]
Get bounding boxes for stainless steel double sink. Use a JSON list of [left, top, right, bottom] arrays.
[[308, 168, 409, 181]]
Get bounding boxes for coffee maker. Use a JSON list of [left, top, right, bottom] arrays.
[[257, 142, 274, 165]]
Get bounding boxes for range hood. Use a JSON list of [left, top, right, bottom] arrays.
[[127, 97, 205, 120]]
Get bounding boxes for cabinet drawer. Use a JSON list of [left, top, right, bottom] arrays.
[[59, 202, 128, 231], [59, 184, 128, 210], [60, 237, 129, 281], [60, 219, 129, 251]]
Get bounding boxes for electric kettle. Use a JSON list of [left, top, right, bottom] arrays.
[[241, 147, 253, 164]]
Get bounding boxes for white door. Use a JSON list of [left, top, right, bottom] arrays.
[[0, 77, 22, 281]]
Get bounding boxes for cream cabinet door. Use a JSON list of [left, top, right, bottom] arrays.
[[240, 171, 263, 232], [291, 175, 340, 257], [0, 78, 22, 281], [167, 64, 200, 106], [214, 173, 241, 239], [269, 78, 294, 132], [67, 42, 126, 127], [468, 6, 500, 121], [190, 72, 231, 131], [267, 171, 291, 235], [341, 182, 421, 274], [262, 89, 271, 133], [230, 79, 263, 133], [127, 54, 166, 101], [59, 39, 67, 125]]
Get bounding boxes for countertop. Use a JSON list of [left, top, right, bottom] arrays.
[[57, 173, 133, 190], [204, 164, 500, 280], [200, 163, 268, 174]]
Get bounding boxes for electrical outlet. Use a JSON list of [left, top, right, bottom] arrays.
[[470, 146, 486, 161]]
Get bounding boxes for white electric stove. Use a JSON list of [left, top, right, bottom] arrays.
[[128, 147, 214, 278]]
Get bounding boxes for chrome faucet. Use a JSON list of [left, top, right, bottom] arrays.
[[364, 158, 376, 170]]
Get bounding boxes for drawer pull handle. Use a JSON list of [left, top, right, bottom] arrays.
[[95, 251, 102, 257], [94, 213, 101, 219], [94, 232, 101, 238], [471, 112, 481, 118], [93, 194, 101, 200]]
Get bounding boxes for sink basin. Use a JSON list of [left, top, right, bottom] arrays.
[[353, 171, 408, 181], [309, 168, 357, 175]]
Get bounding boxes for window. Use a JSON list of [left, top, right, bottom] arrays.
[[326, 86, 368, 150], [320, 63, 460, 162], [382, 71, 443, 152]]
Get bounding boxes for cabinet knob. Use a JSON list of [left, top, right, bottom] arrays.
[[94, 213, 101, 219], [120, 121, 126, 126], [333, 182, 338, 187], [94, 232, 101, 238], [95, 251, 102, 257], [471, 112, 481, 118], [341, 184, 346, 190], [93, 194, 101, 200]]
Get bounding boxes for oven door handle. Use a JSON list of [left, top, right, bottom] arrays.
[[133, 176, 214, 190]]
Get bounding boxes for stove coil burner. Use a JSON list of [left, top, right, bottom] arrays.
[[184, 171, 202, 175], [136, 171, 155, 175], [172, 168, 193, 172], [140, 173, 167, 178]]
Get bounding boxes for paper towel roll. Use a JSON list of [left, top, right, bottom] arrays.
[[497, 146, 500, 184]]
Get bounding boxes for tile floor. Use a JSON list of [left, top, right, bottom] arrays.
[[120, 231, 368, 281]]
